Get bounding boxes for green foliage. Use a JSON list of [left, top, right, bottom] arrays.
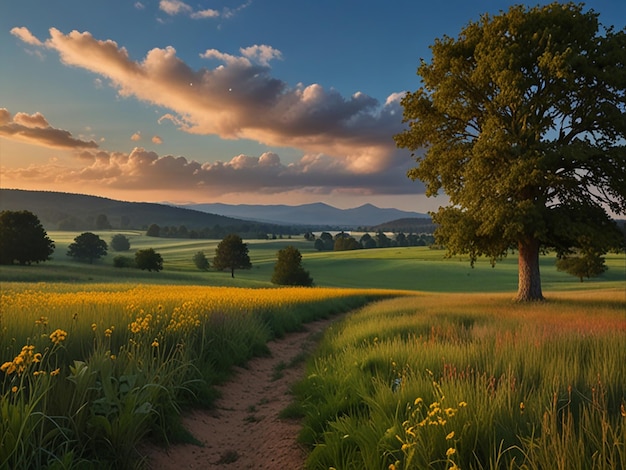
[[135, 248, 163, 272], [0, 210, 55, 265], [394, 2, 626, 300], [67, 232, 108, 264], [213, 233, 252, 278], [556, 251, 607, 282], [271, 246, 314, 286], [113, 255, 135, 268], [334, 235, 360, 251], [146, 224, 160, 237], [110, 234, 131, 251], [192, 251, 210, 271]]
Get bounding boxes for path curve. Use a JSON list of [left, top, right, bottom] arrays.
[[141, 316, 337, 469]]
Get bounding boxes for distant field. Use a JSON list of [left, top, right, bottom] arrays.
[[0, 230, 624, 294]]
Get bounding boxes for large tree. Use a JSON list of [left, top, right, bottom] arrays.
[[0, 210, 55, 265], [395, 2, 626, 301], [213, 233, 252, 278], [67, 232, 108, 263]]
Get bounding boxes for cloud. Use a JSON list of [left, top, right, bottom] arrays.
[[151, 135, 163, 144], [10, 27, 43, 46], [0, 108, 98, 149], [20, 27, 406, 173], [131, 131, 142, 141], [159, 0, 192, 16], [158, 0, 244, 19], [2, 138, 418, 198]]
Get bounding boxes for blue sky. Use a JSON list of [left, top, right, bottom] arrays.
[[1, 0, 624, 210]]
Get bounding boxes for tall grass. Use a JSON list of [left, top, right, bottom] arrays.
[[0, 283, 404, 468], [293, 289, 626, 469]]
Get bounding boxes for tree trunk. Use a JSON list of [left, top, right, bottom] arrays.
[[516, 237, 544, 301], [231, 267, 235, 278]]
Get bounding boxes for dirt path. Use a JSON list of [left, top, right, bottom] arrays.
[[141, 316, 337, 469]]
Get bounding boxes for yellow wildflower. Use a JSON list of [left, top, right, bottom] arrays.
[[446, 447, 456, 457], [11, 386, 18, 393], [446, 431, 455, 440], [50, 329, 68, 345], [151, 339, 159, 348], [50, 368, 60, 377]]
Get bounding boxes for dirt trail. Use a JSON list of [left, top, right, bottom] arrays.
[[141, 316, 337, 469]]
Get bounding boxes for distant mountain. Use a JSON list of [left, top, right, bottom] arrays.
[[182, 202, 428, 227], [0, 189, 245, 231], [0, 189, 430, 232]]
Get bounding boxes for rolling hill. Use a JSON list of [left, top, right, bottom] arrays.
[[1, 189, 431, 232], [0, 189, 244, 231]]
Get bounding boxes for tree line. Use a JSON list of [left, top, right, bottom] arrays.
[[308, 231, 436, 251]]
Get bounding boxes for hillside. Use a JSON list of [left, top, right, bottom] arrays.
[[0, 189, 245, 231], [1, 189, 433, 233]]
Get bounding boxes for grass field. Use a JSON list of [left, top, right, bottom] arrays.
[[293, 289, 626, 469], [1, 230, 624, 293], [0, 232, 624, 468]]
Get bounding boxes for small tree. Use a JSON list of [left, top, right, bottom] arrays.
[[271, 246, 314, 286], [0, 210, 55, 265], [213, 233, 252, 278], [556, 249, 607, 282], [135, 248, 163, 272], [110, 234, 131, 251], [146, 224, 160, 237], [193, 251, 210, 271], [113, 255, 135, 268], [67, 232, 108, 263]]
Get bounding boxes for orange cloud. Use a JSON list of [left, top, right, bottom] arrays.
[[10, 27, 43, 46], [18, 27, 405, 174], [0, 108, 98, 149]]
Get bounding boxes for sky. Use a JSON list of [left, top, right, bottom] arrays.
[[2, 0, 625, 212]]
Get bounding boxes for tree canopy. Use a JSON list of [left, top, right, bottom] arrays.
[[213, 233, 252, 278], [394, 2, 626, 301], [0, 210, 55, 265], [193, 251, 210, 271], [67, 232, 108, 264], [271, 246, 314, 286], [135, 248, 163, 272], [110, 234, 131, 251]]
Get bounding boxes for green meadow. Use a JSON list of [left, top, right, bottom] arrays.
[[1, 230, 624, 292], [1, 231, 625, 468]]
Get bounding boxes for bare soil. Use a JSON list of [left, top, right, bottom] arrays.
[[141, 316, 337, 469]]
